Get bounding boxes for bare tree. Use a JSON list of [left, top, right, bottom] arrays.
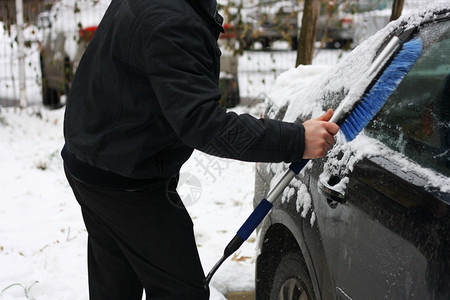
[[296, 0, 321, 66], [390, 0, 404, 21]]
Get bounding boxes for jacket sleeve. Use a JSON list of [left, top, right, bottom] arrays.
[[144, 13, 305, 163]]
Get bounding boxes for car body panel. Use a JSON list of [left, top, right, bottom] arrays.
[[309, 155, 447, 299]]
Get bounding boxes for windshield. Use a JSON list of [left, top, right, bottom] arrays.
[[365, 20, 450, 177]]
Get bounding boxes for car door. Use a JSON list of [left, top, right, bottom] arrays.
[[307, 19, 449, 299]]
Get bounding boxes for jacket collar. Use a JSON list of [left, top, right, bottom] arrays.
[[186, 0, 224, 33]]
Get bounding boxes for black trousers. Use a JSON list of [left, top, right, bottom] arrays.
[[64, 166, 209, 300]]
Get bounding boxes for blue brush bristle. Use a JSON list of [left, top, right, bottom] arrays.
[[341, 38, 423, 141]]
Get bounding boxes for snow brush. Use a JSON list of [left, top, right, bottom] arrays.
[[204, 33, 423, 287]]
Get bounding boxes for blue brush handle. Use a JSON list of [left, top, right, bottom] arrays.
[[236, 159, 309, 241], [237, 198, 273, 240], [289, 159, 309, 175], [205, 159, 311, 286]]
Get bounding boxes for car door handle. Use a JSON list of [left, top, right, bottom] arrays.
[[318, 176, 346, 208]]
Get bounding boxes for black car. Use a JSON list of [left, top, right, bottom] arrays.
[[254, 4, 449, 300]]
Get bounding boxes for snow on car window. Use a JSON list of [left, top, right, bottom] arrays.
[[269, 1, 450, 125], [265, 1, 450, 196], [322, 134, 450, 195], [366, 21, 449, 178]]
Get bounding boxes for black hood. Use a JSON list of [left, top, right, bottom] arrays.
[[187, 0, 216, 15]]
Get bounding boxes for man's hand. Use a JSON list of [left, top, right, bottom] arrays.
[[302, 109, 340, 159]]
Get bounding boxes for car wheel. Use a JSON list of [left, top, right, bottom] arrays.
[[240, 37, 253, 50], [219, 76, 240, 108], [64, 58, 73, 97], [291, 36, 298, 50], [260, 37, 271, 50], [41, 71, 59, 107], [270, 251, 316, 300]]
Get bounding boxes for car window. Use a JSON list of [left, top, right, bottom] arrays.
[[365, 20, 450, 177]]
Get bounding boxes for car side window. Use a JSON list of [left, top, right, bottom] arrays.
[[366, 20, 450, 177]]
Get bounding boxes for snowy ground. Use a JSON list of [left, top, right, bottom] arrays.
[[0, 103, 265, 300]]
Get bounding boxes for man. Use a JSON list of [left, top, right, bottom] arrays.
[[61, 0, 339, 299]]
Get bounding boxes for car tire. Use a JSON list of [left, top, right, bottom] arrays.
[[219, 76, 240, 108], [41, 72, 59, 107], [63, 58, 73, 98], [291, 36, 298, 50], [260, 37, 271, 50], [270, 251, 316, 300]]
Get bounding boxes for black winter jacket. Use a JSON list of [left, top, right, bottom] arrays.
[[62, 0, 305, 189]]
